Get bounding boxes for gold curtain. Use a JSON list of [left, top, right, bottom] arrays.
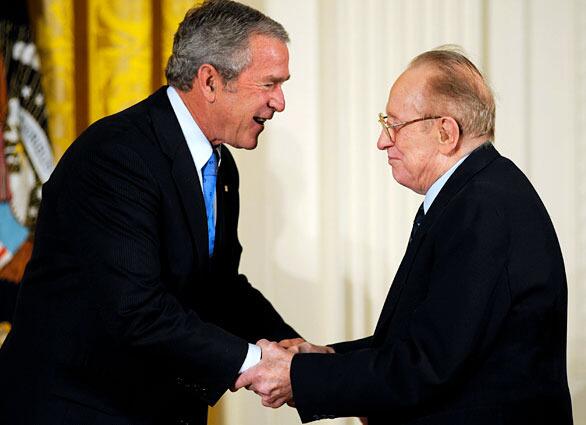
[[30, 0, 197, 159], [26, 1, 224, 423]]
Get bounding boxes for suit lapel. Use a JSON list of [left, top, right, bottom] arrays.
[[214, 148, 227, 257], [373, 144, 501, 341], [171, 144, 209, 268], [146, 87, 209, 268], [373, 226, 426, 340]]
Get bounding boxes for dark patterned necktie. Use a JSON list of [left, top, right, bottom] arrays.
[[409, 204, 425, 244]]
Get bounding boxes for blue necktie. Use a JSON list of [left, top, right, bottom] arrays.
[[202, 150, 218, 256]]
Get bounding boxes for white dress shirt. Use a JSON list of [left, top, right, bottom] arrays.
[[166, 86, 261, 373], [423, 154, 470, 214]]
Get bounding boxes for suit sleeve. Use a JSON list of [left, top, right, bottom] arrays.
[[65, 134, 248, 405], [216, 272, 301, 343], [329, 336, 373, 354], [291, 194, 512, 422]]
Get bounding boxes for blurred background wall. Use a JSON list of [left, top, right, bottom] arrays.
[[1, 1, 583, 424]]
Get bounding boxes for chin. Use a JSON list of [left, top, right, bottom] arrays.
[[392, 170, 413, 191], [242, 135, 261, 150], [223, 138, 259, 150], [241, 139, 259, 150]]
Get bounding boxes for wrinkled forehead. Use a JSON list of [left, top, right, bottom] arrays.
[[245, 35, 290, 78], [387, 66, 431, 116]]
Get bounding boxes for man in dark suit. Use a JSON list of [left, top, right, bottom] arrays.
[[0, 279, 18, 323], [0, 1, 299, 424], [236, 47, 574, 424]]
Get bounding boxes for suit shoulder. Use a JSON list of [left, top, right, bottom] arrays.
[[449, 154, 553, 235], [62, 97, 163, 166], [473, 155, 543, 205]]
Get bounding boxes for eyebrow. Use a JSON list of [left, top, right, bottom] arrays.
[[267, 74, 290, 83]]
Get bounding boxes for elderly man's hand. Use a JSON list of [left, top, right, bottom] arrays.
[[234, 339, 294, 408], [279, 338, 335, 354], [278, 337, 305, 349]]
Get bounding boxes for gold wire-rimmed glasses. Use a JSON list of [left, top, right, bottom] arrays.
[[378, 113, 442, 142]]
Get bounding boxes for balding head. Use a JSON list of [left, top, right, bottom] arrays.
[[409, 46, 495, 141], [377, 46, 495, 194]]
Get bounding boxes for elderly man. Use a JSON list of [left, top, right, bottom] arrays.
[[237, 47, 573, 424], [0, 1, 299, 424]]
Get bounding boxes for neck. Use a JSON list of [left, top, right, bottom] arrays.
[[420, 137, 489, 194], [176, 87, 219, 145]]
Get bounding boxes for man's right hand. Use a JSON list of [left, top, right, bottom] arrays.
[[278, 338, 335, 354]]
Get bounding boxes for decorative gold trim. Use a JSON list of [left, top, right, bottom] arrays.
[[0, 321, 11, 348]]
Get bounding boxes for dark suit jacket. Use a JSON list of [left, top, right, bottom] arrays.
[[0, 279, 18, 322], [291, 144, 572, 424], [0, 87, 298, 425]]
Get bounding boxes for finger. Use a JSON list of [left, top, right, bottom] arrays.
[[256, 338, 270, 347], [249, 381, 272, 398], [278, 338, 305, 348], [258, 340, 283, 358], [277, 339, 291, 348], [287, 345, 301, 353], [234, 372, 253, 390], [269, 397, 287, 409], [262, 396, 285, 409], [296, 342, 313, 353], [252, 387, 271, 397], [275, 397, 288, 408]]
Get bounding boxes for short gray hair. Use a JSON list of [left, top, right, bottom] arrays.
[[165, 0, 289, 91], [410, 45, 495, 140]]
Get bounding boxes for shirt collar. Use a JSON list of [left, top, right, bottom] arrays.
[[166, 86, 220, 170], [423, 154, 470, 214]]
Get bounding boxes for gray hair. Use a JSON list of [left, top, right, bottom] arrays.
[[165, 0, 289, 91], [410, 45, 495, 140]]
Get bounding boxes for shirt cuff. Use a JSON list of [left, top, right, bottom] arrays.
[[238, 343, 261, 373]]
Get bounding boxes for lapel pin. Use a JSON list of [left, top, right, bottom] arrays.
[[224, 185, 229, 192]]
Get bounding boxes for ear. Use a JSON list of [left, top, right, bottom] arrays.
[[437, 116, 460, 155], [195, 64, 221, 102]]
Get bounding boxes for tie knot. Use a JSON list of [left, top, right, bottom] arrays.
[[202, 150, 218, 177]]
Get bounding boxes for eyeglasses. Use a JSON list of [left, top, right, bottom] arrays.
[[378, 113, 441, 142]]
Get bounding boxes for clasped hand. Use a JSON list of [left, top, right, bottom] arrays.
[[233, 338, 334, 408]]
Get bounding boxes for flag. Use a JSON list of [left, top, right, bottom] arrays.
[[0, 3, 54, 282]]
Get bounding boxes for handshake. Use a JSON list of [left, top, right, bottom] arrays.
[[233, 338, 334, 408]]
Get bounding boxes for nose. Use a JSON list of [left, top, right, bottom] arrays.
[[377, 129, 393, 150], [269, 86, 285, 112]]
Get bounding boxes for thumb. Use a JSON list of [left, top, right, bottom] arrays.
[[234, 370, 254, 391], [278, 338, 305, 348], [256, 338, 270, 349]]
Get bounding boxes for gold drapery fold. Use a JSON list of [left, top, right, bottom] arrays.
[[87, 0, 153, 124], [161, 0, 194, 81], [32, 0, 74, 160]]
